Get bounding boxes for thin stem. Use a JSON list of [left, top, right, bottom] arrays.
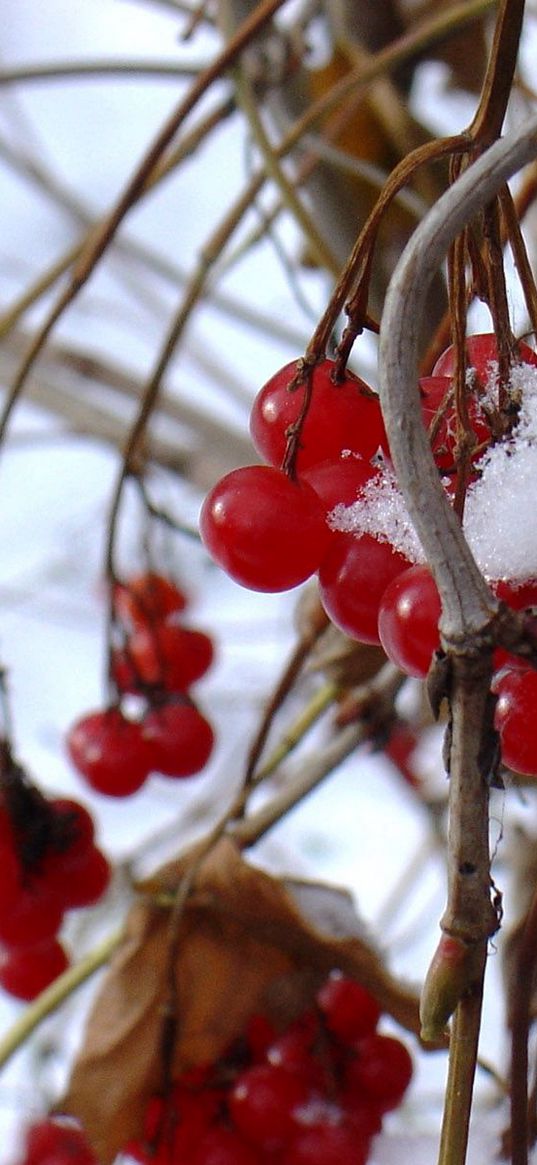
[[437, 949, 488, 1165], [212, 0, 340, 276], [508, 884, 537, 1165], [0, 60, 208, 84], [0, 0, 287, 439], [251, 681, 339, 784], [243, 613, 330, 788], [0, 930, 123, 1071], [469, 0, 526, 145]]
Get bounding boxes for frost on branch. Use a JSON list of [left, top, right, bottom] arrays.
[[61, 838, 421, 1163]]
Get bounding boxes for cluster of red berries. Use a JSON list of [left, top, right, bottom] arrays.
[[16, 1118, 97, 1165], [378, 565, 537, 777], [372, 336, 537, 781], [200, 349, 496, 641], [201, 339, 537, 783], [66, 573, 215, 797], [0, 748, 109, 1000], [200, 359, 395, 610], [126, 972, 413, 1165]]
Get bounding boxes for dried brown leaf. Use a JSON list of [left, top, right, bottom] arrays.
[[62, 838, 421, 1163]]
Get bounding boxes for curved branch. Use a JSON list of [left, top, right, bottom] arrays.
[[378, 119, 537, 1165], [379, 116, 537, 642]]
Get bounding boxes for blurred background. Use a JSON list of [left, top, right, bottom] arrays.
[[0, 2, 535, 1160]]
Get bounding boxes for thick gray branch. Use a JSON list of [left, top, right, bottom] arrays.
[[379, 117, 537, 642]]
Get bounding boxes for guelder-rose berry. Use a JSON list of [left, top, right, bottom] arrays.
[[229, 1064, 310, 1150], [128, 623, 214, 692], [250, 359, 389, 472], [189, 1126, 259, 1165], [18, 1117, 97, 1165], [200, 465, 331, 592], [0, 938, 69, 1001], [317, 972, 381, 1041], [378, 564, 441, 678], [432, 332, 537, 379], [318, 534, 410, 644], [113, 572, 188, 629], [420, 374, 491, 475], [494, 667, 537, 776], [143, 701, 215, 777], [344, 1033, 413, 1112], [284, 1120, 369, 1165], [66, 708, 152, 796], [0, 878, 63, 948], [302, 457, 382, 538]]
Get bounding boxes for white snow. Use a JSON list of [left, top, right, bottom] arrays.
[[329, 361, 537, 585]]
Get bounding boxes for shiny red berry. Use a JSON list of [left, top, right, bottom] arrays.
[[200, 465, 331, 592], [250, 359, 389, 472], [66, 708, 152, 796]]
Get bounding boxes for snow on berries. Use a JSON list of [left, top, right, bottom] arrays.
[[200, 337, 537, 782], [200, 358, 390, 597]]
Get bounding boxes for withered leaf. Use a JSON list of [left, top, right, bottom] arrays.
[[62, 838, 420, 1163]]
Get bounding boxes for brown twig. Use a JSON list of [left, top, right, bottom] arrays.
[[0, 0, 287, 442]]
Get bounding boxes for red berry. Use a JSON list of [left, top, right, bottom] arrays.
[[317, 973, 381, 1042], [190, 1126, 259, 1165], [20, 1118, 97, 1165], [432, 332, 537, 380], [50, 799, 95, 853], [244, 1012, 277, 1061], [0, 878, 63, 949], [229, 1064, 310, 1150], [378, 564, 441, 678], [66, 708, 152, 796], [266, 1028, 324, 1089], [283, 1118, 368, 1165], [344, 1033, 413, 1112], [114, 572, 188, 629], [494, 667, 537, 776], [384, 723, 421, 788], [171, 1085, 227, 1160], [0, 837, 23, 902], [143, 701, 214, 777], [200, 465, 331, 592], [420, 374, 492, 475], [302, 456, 381, 520], [59, 846, 111, 909], [250, 359, 389, 472], [492, 579, 537, 671], [128, 623, 214, 692], [318, 534, 410, 644], [0, 938, 69, 1000]]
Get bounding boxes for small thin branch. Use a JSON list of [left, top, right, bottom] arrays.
[[243, 612, 330, 788], [508, 883, 537, 1165], [0, 930, 123, 1071], [0, 0, 287, 440], [0, 60, 208, 85]]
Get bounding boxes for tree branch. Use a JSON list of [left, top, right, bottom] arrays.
[[378, 116, 537, 1165]]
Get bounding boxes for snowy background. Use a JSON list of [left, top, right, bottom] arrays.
[[0, 2, 536, 1162]]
